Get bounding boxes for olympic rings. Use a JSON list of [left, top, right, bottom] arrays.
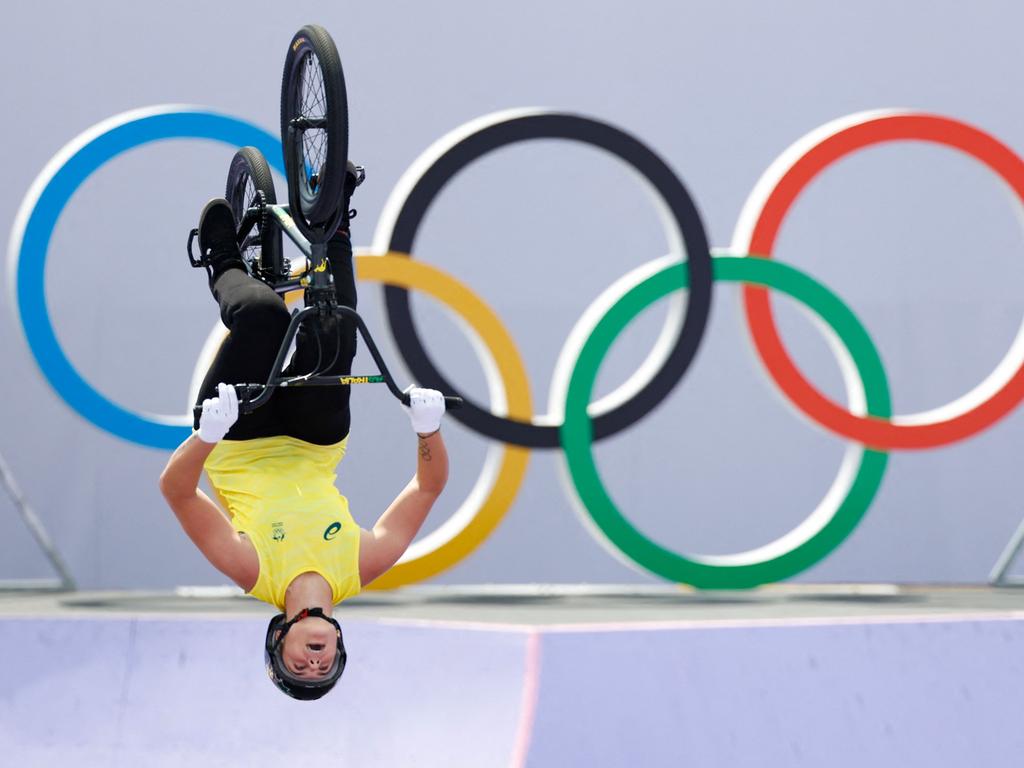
[[191, 253, 532, 589], [373, 109, 713, 448], [14, 104, 1024, 589], [7, 106, 282, 450], [733, 111, 1024, 450], [560, 255, 891, 588]]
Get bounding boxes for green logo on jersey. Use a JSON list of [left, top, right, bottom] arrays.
[[324, 522, 342, 540], [272, 522, 285, 542]]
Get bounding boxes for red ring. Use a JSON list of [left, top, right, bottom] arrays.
[[739, 112, 1024, 450]]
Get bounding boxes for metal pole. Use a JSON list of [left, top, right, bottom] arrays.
[[0, 451, 75, 591], [989, 514, 1024, 586]]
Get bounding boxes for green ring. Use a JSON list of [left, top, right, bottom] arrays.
[[559, 256, 892, 589]]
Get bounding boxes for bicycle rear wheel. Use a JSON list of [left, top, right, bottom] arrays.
[[225, 146, 284, 278], [280, 24, 348, 232]]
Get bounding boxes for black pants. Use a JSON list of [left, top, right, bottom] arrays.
[[194, 237, 357, 445]]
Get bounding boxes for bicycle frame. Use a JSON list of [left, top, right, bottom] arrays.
[[190, 201, 459, 428]]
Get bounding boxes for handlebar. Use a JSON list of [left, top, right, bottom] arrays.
[[192, 383, 463, 430]]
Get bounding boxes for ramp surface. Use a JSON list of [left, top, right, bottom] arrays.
[[3, 585, 1023, 767]]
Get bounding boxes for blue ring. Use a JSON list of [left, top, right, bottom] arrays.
[[12, 107, 283, 449]]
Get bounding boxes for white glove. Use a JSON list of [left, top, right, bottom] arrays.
[[404, 387, 445, 436], [197, 383, 239, 443]]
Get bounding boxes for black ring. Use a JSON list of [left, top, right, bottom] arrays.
[[382, 111, 712, 448]]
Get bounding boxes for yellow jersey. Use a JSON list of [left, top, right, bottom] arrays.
[[203, 435, 361, 609]]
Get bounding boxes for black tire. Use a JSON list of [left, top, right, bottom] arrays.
[[225, 147, 285, 278], [280, 24, 348, 230]]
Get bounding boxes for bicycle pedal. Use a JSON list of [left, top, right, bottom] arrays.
[[349, 163, 365, 187], [186, 228, 206, 268]]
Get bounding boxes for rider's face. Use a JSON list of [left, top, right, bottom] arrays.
[[281, 617, 337, 678]]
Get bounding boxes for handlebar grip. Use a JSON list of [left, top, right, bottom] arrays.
[[191, 384, 262, 430], [399, 392, 464, 409]]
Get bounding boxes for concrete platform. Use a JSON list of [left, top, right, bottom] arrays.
[[2, 585, 1023, 767]]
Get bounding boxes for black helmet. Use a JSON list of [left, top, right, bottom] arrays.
[[264, 607, 347, 700]]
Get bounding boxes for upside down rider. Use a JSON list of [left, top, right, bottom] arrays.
[[159, 166, 449, 700]]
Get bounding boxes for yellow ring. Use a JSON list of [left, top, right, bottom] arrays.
[[357, 252, 531, 588]]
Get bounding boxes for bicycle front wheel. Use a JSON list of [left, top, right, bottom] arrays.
[[225, 146, 284, 278], [280, 24, 348, 230]]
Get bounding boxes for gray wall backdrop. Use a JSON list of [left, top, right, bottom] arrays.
[[4, 0, 1024, 589]]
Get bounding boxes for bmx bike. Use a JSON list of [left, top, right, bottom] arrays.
[[186, 24, 460, 426]]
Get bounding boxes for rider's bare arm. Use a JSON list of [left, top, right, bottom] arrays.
[[360, 429, 449, 585], [159, 433, 258, 590]]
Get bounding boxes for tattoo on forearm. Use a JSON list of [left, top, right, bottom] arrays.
[[418, 439, 432, 461]]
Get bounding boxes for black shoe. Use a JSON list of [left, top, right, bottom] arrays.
[[336, 161, 365, 236], [198, 198, 245, 282], [198, 198, 239, 258]]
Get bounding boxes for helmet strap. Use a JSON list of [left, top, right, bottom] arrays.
[[272, 607, 337, 653]]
